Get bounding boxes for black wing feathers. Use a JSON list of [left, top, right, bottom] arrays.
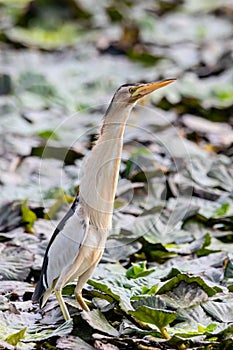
[[32, 197, 79, 305]]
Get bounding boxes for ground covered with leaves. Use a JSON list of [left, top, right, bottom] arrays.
[[0, 0, 233, 349]]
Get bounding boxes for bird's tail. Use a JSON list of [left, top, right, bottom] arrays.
[[32, 279, 50, 308]]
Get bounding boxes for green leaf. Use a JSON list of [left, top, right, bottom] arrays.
[[21, 199, 37, 233], [212, 203, 230, 217], [131, 295, 166, 310], [149, 249, 177, 261], [88, 278, 132, 312], [126, 261, 155, 279], [161, 280, 209, 309], [196, 233, 219, 257], [87, 280, 120, 302], [37, 129, 59, 140], [18, 71, 56, 97], [127, 50, 162, 66], [5, 327, 26, 346], [25, 320, 73, 342], [212, 86, 233, 104], [124, 147, 155, 180], [141, 284, 159, 295], [197, 323, 217, 333], [0, 310, 73, 343], [0, 245, 33, 280], [158, 274, 220, 296], [81, 310, 119, 336], [202, 300, 233, 323], [88, 264, 161, 313], [130, 306, 177, 328], [6, 23, 81, 50], [177, 305, 217, 330], [214, 325, 233, 340]]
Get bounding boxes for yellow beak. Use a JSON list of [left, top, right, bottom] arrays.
[[132, 78, 176, 99]]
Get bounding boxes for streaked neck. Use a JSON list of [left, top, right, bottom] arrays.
[[79, 101, 133, 230]]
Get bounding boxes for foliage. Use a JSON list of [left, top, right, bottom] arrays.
[[21, 199, 37, 233], [0, 0, 233, 349]]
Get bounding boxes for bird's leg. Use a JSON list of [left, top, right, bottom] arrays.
[[74, 272, 90, 311], [76, 292, 90, 312], [74, 267, 98, 311], [75, 250, 104, 311], [54, 289, 71, 321]]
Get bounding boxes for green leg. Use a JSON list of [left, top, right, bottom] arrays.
[[55, 289, 71, 321]]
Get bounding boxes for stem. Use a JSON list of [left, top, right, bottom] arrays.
[[159, 327, 170, 339], [159, 327, 187, 349], [44, 193, 73, 220]]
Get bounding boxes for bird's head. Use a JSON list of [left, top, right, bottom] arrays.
[[113, 79, 176, 105]]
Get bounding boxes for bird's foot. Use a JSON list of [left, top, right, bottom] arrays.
[[75, 292, 90, 311]]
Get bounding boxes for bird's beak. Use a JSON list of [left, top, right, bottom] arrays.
[[131, 78, 176, 100]]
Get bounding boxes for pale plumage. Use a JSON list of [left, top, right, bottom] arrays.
[[32, 79, 175, 320]]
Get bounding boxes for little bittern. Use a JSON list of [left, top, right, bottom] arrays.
[[32, 79, 175, 320]]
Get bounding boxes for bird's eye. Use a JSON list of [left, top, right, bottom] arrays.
[[129, 87, 136, 94]]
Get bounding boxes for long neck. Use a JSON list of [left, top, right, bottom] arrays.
[[79, 101, 133, 230]]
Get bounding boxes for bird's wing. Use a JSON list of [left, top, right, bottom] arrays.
[[32, 197, 88, 306]]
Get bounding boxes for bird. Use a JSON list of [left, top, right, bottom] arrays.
[[32, 78, 176, 321]]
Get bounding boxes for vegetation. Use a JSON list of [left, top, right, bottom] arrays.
[[0, 0, 233, 349]]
